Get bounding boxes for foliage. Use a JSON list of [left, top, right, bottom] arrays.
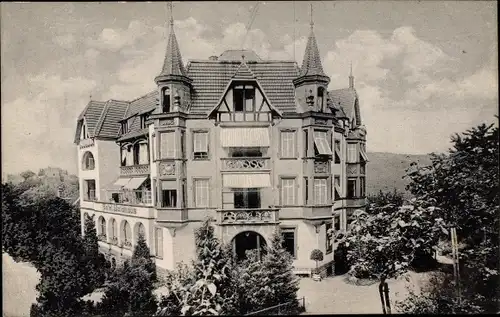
[[402, 122, 499, 313], [99, 259, 157, 317], [132, 232, 157, 282], [337, 201, 448, 280], [261, 230, 300, 314], [309, 249, 323, 269], [366, 189, 405, 213], [20, 170, 36, 181], [83, 214, 106, 289]]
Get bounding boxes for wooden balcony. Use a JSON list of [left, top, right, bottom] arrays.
[[220, 157, 270, 172], [120, 164, 150, 176], [216, 208, 279, 225]]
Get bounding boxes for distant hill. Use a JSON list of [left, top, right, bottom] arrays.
[[366, 152, 432, 197]]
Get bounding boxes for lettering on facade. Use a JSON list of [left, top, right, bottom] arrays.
[[315, 119, 328, 125], [160, 119, 175, 126], [103, 203, 137, 214]]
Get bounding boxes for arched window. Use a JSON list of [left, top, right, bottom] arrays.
[[162, 87, 171, 113], [136, 222, 146, 241], [109, 218, 117, 240], [82, 152, 95, 170], [98, 216, 106, 237], [122, 220, 132, 243], [317, 87, 325, 112]]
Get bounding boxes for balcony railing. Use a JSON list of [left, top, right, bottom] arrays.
[[221, 157, 270, 172], [106, 190, 152, 206], [120, 164, 150, 176], [216, 208, 279, 225]]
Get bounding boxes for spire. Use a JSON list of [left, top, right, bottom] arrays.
[[349, 61, 355, 89], [297, 3, 328, 81], [156, 2, 189, 83]]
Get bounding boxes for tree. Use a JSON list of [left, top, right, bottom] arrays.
[[367, 189, 405, 213], [261, 230, 300, 314], [83, 214, 106, 289], [20, 170, 36, 181], [310, 249, 323, 273], [401, 122, 499, 313], [132, 232, 157, 282]]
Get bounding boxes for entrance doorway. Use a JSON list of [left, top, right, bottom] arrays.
[[232, 231, 267, 261]]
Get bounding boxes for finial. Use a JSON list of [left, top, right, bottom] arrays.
[[310, 3, 314, 29], [350, 61, 353, 76], [242, 54, 245, 61], [168, 1, 174, 27]]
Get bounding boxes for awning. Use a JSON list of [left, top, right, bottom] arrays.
[[220, 128, 270, 147], [124, 177, 148, 190], [113, 178, 131, 187], [313, 131, 332, 155], [360, 148, 369, 162], [223, 173, 271, 188]]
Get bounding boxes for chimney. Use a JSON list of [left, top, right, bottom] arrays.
[[209, 55, 218, 61]]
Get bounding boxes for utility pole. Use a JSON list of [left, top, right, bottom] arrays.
[[451, 227, 461, 304]]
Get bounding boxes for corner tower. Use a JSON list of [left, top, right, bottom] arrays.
[[154, 10, 192, 113], [293, 5, 330, 113]]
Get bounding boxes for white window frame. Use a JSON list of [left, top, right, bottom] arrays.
[[280, 177, 296, 206], [193, 131, 209, 160], [314, 178, 328, 205], [347, 143, 358, 163], [155, 227, 163, 259], [313, 130, 332, 155], [160, 131, 176, 159], [194, 178, 210, 208], [280, 130, 296, 158]]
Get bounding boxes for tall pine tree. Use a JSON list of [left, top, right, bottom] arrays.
[[132, 232, 157, 282], [83, 214, 105, 289], [262, 229, 300, 314]]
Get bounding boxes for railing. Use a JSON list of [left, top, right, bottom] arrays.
[[120, 164, 150, 176], [245, 297, 306, 316], [217, 208, 279, 225], [221, 157, 270, 171], [106, 190, 152, 206]]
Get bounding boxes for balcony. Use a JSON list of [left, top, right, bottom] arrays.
[[221, 157, 270, 172], [120, 164, 150, 176], [105, 190, 152, 206], [216, 208, 279, 225]]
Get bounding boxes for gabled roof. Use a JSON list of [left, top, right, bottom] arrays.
[[232, 60, 256, 80], [124, 91, 158, 119], [219, 50, 262, 62], [328, 88, 360, 123], [187, 57, 300, 114]]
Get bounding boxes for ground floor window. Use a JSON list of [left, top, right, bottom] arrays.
[[281, 227, 296, 258], [155, 228, 163, 258], [325, 222, 333, 254]]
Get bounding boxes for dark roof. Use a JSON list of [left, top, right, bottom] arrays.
[[219, 50, 262, 62], [328, 88, 359, 122], [117, 128, 149, 142], [158, 25, 186, 77], [125, 91, 157, 119], [187, 59, 300, 113], [299, 27, 327, 78], [97, 100, 129, 138]]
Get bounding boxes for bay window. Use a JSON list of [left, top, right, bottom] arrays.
[[314, 178, 328, 205]]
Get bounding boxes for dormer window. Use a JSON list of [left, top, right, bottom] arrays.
[[233, 84, 255, 112], [162, 87, 171, 113], [121, 122, 128, 134], [317, 87, 325, 111]]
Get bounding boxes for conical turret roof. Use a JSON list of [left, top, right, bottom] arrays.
[[159, 23, 186, 77], [299, 26, 327, 77]]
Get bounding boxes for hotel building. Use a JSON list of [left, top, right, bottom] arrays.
[[75, 17, 367, 276]]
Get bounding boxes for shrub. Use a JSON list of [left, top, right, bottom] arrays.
[[310, 249, 324, 273]]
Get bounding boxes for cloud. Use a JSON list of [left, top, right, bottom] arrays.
[[87, 20, 148, 52], [1, 74, 96, 174], [53, 34, 76, 49]]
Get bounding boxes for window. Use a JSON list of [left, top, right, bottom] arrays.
[[82, 151, 95, 170], [234, 188, 260, 209], [121, 122, 128, 134], [281, 228, 296, 258], [136, 223, 146, 240], [360, 177, 365, 197], [280, 178, 296, 206], [334, 215, 341, 231], [304, 177, 309, 204], [110, 218, 117, 239], [139, 142, 149, 165], [180, 131, 185, 159], [162, 190, 177, 208], [280, 130, 296, 158], [162, 87, 171, 113], [347, 143, 357, 163], [360, 163, 366, 175], [155, 228, 163, 258], [133, 143, 140, 165], [230, 147, 262, 157], [81, 121, 87, 139], [122, 221, 132, 243], [193, 131, 209, 159], [326, 222, 333, 254], [160, 132, 176, 158], [121, 147, 127, 166], [314, 178, 328, 205], [347, 178, 357, 198], [194, 179, 209, 208], [85, 180, 96, 201], [303, 130, 309, 157], [317, 87, 324, 111], [233, 84, 255, 112], [98, 217, 106, 237], [334, 176, 341, 200], [313, 131, 332, 156], [360, 143, 369, 162], [140, 115, 147, 129], [334, 140, 341, 164]]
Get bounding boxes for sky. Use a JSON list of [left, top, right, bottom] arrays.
[[1, 1, 498, 175]]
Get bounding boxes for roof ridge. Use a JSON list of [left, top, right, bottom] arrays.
[[232, 60, 256, 80]]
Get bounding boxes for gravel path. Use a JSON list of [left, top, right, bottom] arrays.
[[2, 253, 40, 317]]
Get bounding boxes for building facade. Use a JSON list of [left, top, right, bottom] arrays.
[[75, 18, 367, 276]]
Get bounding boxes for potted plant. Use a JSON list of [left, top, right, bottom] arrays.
[[310, 249, 324, 281]]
